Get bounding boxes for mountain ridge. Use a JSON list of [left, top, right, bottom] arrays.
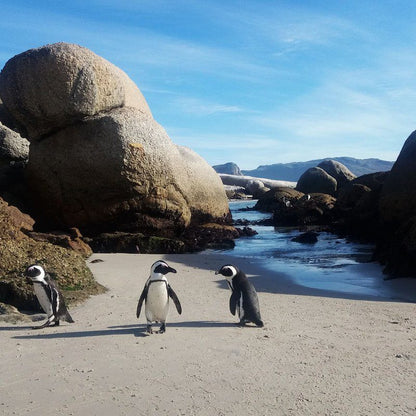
[[240, 157, 394, 182]]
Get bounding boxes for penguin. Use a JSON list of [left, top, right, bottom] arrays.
[[136, 260, 182, 334], [215, 264, 264, 327], [24, 264, 74, 329]]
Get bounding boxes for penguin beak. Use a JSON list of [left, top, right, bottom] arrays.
[[168, 267, 177, 274]]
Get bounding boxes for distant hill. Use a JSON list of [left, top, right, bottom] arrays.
[[213, 162, 242, 176], [242, 157, 394, 182]]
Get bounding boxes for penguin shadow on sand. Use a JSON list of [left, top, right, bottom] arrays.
[[13, 325, 149, 340]]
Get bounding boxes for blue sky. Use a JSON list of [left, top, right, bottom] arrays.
[[1, 1, 415, 169]]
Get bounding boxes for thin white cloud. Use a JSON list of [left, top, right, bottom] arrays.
[[170, 96, 247, 116]]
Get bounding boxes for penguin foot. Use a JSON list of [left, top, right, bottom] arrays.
[[158, 323, 166, 334], [146, 325, 153, 334], [32, 321, 52, 330]]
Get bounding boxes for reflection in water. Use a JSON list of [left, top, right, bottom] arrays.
[[211, 200, 416, 302]]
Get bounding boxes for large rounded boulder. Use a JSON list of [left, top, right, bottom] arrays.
[[0, 43, 152, 140], [377, 131, 416, 276], [27, 107, 229, 235], [296, 167, 337, 196], [0, 42, 231, 244], [317, 159, 356, 187], [379, 130, 416, 224]]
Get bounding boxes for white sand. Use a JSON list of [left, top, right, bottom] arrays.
[[1, 252, 415, 415]]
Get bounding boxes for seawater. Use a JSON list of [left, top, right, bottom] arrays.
[[211, 200, 416, 302]]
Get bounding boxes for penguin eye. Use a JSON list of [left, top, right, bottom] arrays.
[[154, 264, 167, 274], [223, 268, 233, 277]]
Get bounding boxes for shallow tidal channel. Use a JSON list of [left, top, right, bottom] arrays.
[[209, 200, 416, 303]]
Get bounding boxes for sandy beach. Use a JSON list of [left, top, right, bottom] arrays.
[[1, 252, 415, 415]]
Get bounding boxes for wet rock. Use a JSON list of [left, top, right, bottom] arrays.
[[273, 193, 336, 227], [291, 231, 319, 244], [236, 226, 258, 237], [255, 187, 304, 212]]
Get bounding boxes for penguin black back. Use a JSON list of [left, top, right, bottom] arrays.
[[216, 264, 263, 327]]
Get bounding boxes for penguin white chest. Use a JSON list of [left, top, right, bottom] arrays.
[[145, 282, 169, 322], [33, 284, 53, 316]]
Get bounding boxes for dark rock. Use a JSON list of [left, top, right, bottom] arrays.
[[180, 223, 239, 251], [87, 232, 185, 254], [351, 171, 389, 192], [236, 226, 258, 237], [379, 130, 416, 225], [377, 130, 416, 276], [291, 231, 319, 244], [273, 193, 336, 227], [374, 216, 416, 277], [254, 187, 304, 212]]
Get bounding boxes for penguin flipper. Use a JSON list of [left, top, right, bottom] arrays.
[[136, 285, 148, 318], [229, 291, 239, 316], [167, 285, 182, 315], [49, 283, 60, 319]]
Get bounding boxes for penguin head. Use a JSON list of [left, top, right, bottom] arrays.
[[24, 264, 46, 283], [150, 260, 177, 276], [215, 264, 238, 281]]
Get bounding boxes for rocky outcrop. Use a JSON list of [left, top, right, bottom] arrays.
[[296, 167, 338, 196], [379, 131, 416, 225], [273, 193, 336, 227], [254, 187, 303, 212], [0, 43, 231, 248], [0, 197, 104, 311], [376, 131, 416, 276], [26, 108, 229, 235]]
